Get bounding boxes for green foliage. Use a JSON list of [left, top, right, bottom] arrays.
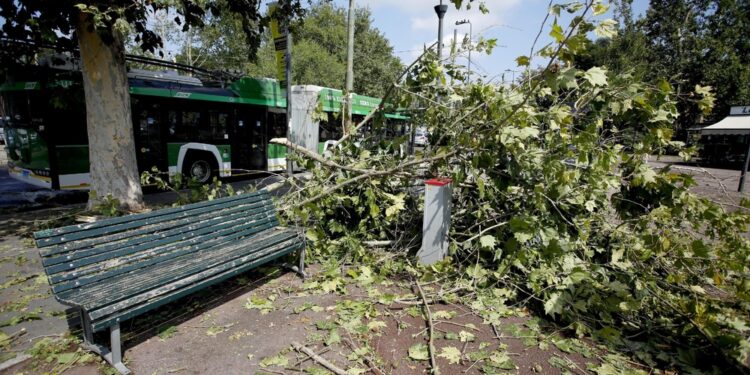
[[141, 168, 237, 205], [157, 325, 178, 341], [281, 1, 750, 372], [0, 1, 305, 63], [180, 1, 403, 97], [578, 0, 750, 133], [26, 335, 97, 373], [88, 192, 122, 217]]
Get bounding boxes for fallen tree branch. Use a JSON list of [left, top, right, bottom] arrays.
[[415, 279, 440, 375], [289, 347, 331, 368], [343, 337, 383, 375], [269, 138, 371, 174], [461, 222, 508, 245], [330, 42, 438, 151], [286, 150, 458, 210], [291, 341, 348, 375], [363, 240, 394, 247]]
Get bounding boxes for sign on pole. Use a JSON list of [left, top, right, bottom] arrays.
[[268, 2, 288, 87], [268, 2, 294, 177]]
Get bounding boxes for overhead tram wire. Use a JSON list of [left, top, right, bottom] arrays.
[[0, 38, 242, 87]]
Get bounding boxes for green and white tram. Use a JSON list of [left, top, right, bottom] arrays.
[[0, 61, 408, 190]]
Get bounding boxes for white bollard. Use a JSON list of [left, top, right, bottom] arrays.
[[418, 178, 452, 265]]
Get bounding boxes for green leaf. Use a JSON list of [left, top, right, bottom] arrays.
[[459, 330, 475, 342], [544, 292, 564, 316], [408, 343, 429, 361], [549, 23, 565, 43], [593, 3, 610, 15], [479, 235, 496, 249], [55, 352, 77, 365], [583, 67, 608, 86], [367, 320, 387, 332], [355, 266, 375, 286], [557, 68, 579, 89], [594, 19, 618, 39], [633, 166, 657, 186], [487, 351, 515, 369], [321, 278, 343, 293], [157, 325, 177, 340], [325, 329, 341, 346], [438, 346, 462, 364], [384, 193, 406, 219], [306, 229, 320, 242], [695, 84, 716, 114], [245, 296, 275, 314], [516, 55, 530, 66], [260, 353, 289, 368], [306, 367, 332, 375], [433, 310, 456, 320]]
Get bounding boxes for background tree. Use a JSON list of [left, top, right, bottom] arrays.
[[0, 0, 303, 210], [578, 0, 750, 138], [179, 1, 403, 97]]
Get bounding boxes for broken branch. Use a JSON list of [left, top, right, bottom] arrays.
[[416, 279, 440, 375], [291, 341, 348, 375]]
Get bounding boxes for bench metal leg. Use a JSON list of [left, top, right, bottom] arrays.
[[298, 246, 307, 279], [282, 247, 307, 279], [108, 324, 130, 375], [79, 310, 131, 375]]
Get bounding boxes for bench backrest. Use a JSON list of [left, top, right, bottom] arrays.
[[34, 190, 278, 296]]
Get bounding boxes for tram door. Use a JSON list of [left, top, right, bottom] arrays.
[[133, 101, 165, 173], [233, 107, 267, 172]]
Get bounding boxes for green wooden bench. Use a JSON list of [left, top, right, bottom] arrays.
[[34, 190, 305, 374]]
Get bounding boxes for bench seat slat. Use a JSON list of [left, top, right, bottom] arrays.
[[50, 220, 279, 294], [82, 231, 299, 320], [41, 198, 273, 258], [35, 191, 269, 246], [64, 227, 294, 308], [89, 242, 303, 332], [44, 208, 276, 274]]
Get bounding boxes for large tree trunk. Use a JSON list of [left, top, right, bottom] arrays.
[[76, 13, 144, 211]]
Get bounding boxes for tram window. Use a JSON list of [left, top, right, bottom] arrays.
[[208, 111, 229, 141], [183, 111, 200, 128], [4, 92, 30, 125], [269, 113, 287, 138], [48, 91, 87, 145], [168, 110, 178, 137], [319, 114, 342, 142], [181, 111, 201, 140]]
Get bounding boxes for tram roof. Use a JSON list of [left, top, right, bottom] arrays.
[[0, 74, 408, 119]]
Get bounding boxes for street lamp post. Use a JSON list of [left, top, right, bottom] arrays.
[[505, 69, 516, 84], [434, 1, 448, 60], [455, 19, 472, 80]]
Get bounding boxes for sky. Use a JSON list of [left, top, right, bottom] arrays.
[[0, 0, 650, 83], [333, 0, 649, 83]]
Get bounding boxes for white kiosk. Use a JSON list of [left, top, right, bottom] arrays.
[[699, 106, 750, 191]]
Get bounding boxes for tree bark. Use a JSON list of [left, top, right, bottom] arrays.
[[76, 13, 144, 211]]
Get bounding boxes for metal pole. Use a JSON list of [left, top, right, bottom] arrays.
[[739, 135, 750, 192], [453, 28, 457, 59], [344, 0, 355, 135], [456, 20, 471, 81], [285, 28, 293, 178], [467, 22, 472, 80], [434, 1, 448, 61]]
